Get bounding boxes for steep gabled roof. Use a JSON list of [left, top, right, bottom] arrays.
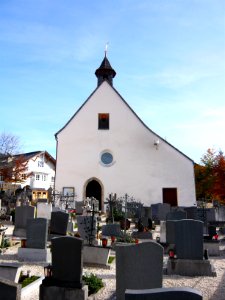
[[14, 151, 56, 165], [55, 81, 194, 163]]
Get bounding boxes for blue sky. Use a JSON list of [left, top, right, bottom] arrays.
[[0, 0, 224, 163]]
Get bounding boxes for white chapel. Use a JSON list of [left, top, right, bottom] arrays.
[[55, 55, 196, 211]]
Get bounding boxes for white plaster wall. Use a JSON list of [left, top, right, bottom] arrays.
[[55, 82, 196, 207]]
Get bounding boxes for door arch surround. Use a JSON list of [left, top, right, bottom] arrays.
[[83, 177, 104, 211]]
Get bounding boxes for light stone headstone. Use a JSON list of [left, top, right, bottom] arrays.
[[116, 241, 164, 300], [159, 221, 166, 244], [37, 202, 52, 220], [50, 211, 69, 235], [51, 236, 83, 288], [175, 219, 204, 260], [26, 218, 48, 249]]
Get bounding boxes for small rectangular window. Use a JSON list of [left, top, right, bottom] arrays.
[[35, 174, 40, 181], [98, 113, 109, 130], [38, 161, 44, 167]]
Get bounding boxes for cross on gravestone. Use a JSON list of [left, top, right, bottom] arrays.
[[50, 211, 69, 235], [175, 219, 204, 260], [116, 241, 164, 300], [51, 236, 84, 288], [76, 215, 97, 245], [26, 218, 48, 249], [105, 193, 117, 223]]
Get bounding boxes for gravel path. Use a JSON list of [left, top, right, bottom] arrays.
[[1, 226, 225, 299]]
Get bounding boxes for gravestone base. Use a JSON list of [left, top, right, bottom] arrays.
[[13, 228, 26, 238], [83, 245, 110, 267], [166, 259, 216, 276], [204, 241, 220, 256], [18, 248, 51, 262], [0, 263, 22, 282], [39, 284, 88, 300]]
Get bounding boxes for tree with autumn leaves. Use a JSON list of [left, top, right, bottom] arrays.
[[0, 132, 28, 186], [195, 149, 225, 205]]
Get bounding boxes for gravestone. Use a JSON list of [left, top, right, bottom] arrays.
[[75, 201, 84, 215], [50, 211, 69, 235], [18, 218, 50, 262], [166, 210, 187, 220], [77, 215, 97, 244], [208, 225, 217, 238], [141, 206, 152, 219], [0, 278, 21, 300], [159, 221, 166, 244], [40, 236, 88, 300], [175, 219, 203, 260], [0, 263, 22, 282], [125, 287, 203, 300], [183, 206, 198, 220], [102, 224, 122, 237], [116, 241, 164, 300], [13, 205, 35, 237], [26, 218, 48, 249], [37, 202, 52, 219], [51, 236, 83, 287], [151, 203, 170, 223], [166, 220, 176, 244]]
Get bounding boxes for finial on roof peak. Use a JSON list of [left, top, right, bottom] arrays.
[[104, 42, 109, 57]]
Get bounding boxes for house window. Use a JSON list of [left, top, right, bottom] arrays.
[[38, 161, 44, 167], [51, 176, 55, 182], [0, 175, 4, 181], [21, 174, 26, 180], [42, 175, 47, 181], [98, 113, 109, 129], [35, 174, 40, 181]]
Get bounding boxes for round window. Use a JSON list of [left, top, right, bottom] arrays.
[[101, 152, 113, 165]]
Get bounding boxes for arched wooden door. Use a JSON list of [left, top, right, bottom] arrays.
[[85, 179, 102, 211]]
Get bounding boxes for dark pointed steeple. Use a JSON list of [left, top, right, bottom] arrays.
[[95, 51, 116, 87]]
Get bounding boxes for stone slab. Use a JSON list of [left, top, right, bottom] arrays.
[[0, 277, 21, 300], [166, 259, 216, 276], [39, 284, 88, 300], [125, 287, 203, 300], [204, 241, 220, 256], [18, 248, 51, 262], [83, 245, 110, 266], [0, 263, 22, 283]]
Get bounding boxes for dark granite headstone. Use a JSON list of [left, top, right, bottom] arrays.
[[50, 211, 69, 235], [175, 219, 204, 260], [26, 218, 48, 249], [51, 236, 83, 288], [116, 241, 164, 300], [183, 207, 198, 220], [166, 210, 187, 220], [166, 220, 176, 244], [102, 224, 122, 237], [208, 225, 216, 238], [0, 278, 21, 300], [125, 287, 203, 300], [77, 215, 97, 243], [14, 206, 35, 229], [151, 203, 171, 223]]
